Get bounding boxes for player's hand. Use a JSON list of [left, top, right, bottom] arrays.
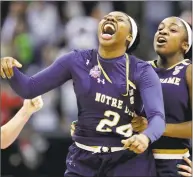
[[71, 120, 77, 136], [1, 57, 22, 79], [23, 96, 43, 115], [121, 134, 150, 154], [177, 157, 192, 176], [131, 114, 148, 133]]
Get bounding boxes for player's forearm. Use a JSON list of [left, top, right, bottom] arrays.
[[1, 107, 32, 149], [163, 121, 192, 138], [9, 68, 33, 98], [138, 63, 166, 143], [142, 115, 165, 143]]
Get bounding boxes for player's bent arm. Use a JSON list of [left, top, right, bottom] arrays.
[[1, 96, 43, 149], [163, 65, 192, 138], [5, 51, 76, 99], [136, 63, 166, 143]]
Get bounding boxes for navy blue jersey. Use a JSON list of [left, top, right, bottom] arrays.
[[149, 59, 192, 149], [9, 49, 165, 146]]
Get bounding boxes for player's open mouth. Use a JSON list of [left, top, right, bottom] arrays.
[[157, 36, 167, 45], [101, 22, 116, 40]]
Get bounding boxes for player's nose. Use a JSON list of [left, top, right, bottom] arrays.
[[159, 28, 169, 35], [106, 15, 116, 22]]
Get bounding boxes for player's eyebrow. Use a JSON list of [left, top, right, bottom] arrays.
[[170, 22, 180, 27], [116, 15, 124, 18]]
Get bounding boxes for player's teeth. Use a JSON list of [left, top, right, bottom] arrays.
[[104, 24, 115, 31], [159, 37, 166, 41]]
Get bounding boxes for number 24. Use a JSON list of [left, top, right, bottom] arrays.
[[96, 110, 133, 137]]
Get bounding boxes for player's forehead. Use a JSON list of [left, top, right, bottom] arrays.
[[107, 11, 129, 20], [160, 17, 184, 28]]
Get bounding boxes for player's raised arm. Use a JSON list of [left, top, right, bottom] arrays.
[[1, 96, 43, 149], [0, 51, 76, 99], [136, 62, 166, 143]]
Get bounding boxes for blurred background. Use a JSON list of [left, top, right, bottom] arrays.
[[1, 1, 192, 177]]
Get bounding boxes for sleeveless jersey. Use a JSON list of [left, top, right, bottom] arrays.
[[149, 59, 192, 150]]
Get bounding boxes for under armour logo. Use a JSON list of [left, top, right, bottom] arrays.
[[97, 78, 105, 84], [86, 59, 90, 65]]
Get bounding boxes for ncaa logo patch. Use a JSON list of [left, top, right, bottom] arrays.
[[89, 65, 101, 78]]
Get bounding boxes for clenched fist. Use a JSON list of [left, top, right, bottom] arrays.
[[70, 120, 77, 136], [23, 96, 44, 115], [121, 134, 150, 154], [1, 57, 22, 79]]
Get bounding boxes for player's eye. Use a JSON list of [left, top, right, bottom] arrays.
[[170, 28, 177, 33]]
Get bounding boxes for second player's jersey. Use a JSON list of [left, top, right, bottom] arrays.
[[149, 59, 192, 149]]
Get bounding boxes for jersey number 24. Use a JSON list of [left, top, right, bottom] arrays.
[[96, 110, 133, 137]]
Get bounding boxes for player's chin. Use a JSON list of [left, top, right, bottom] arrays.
[[99, 35, 116, 46], [154, 47, 169, 57]]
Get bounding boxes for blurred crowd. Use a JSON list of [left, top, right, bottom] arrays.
[[0, 1, 192, 174]]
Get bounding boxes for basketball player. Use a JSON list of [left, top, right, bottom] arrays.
[[130, 17, 192, 177], [1, 96, 43, 149], [0, 11, 165, 176]]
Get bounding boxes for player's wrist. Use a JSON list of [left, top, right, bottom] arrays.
[[21, 106, 34, 117], [140, 133, 150, 144]]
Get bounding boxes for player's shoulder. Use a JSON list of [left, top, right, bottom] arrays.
[[130, 55, 152, 70], [74, 49, 97, 59]]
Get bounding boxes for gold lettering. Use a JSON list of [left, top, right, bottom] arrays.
[[162, 78, 168, 83], [117, 100, 123, 109], [106, 96, 112, 105], [111, 98, 117, 107], [95, 92, 101, 102], [174, 78, 181, 85], [101, 94, 106, 103], [167, 77, 175, 84], [124, 106, 129, 113]]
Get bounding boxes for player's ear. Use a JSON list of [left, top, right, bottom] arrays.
[[181, 41, 189, 53], [126, 34, 132, 43]]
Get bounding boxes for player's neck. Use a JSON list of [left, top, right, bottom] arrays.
[[157, 53, 184, 69], [98, 45, 126, 59]]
